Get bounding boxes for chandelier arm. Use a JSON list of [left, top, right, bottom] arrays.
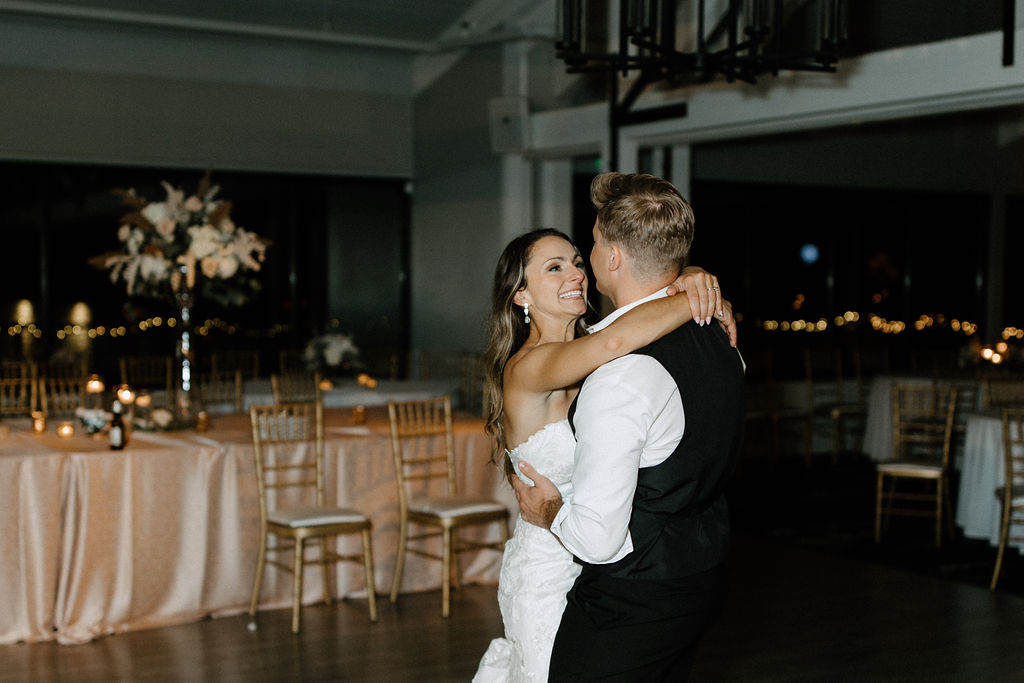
[[557, 0, 846, 85]]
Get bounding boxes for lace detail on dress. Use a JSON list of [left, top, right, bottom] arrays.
[[474, 420, 581, 683]]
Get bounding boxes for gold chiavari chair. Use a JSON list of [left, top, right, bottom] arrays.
[[817, 346, 891, 460], [36, 358, 89, 380], [387, 396, 509, 617], [209, 350, 260, 380], [805, 347, 849, 462], [0, 359, 31, 379], [271, 372, 322, 404], [247, 401, 377, 634], [741, 349, 811, 467], [875, 382, 957, 547], [991, 408, 1024, 590], [120, 355, 174, 397], [278, 349, 306, 374], [0, 364, 37, 417], [38, 374, 89, 418], [415, 350, 488, 415], [985, 378, 1024, 408], [949, 379, 982, 460], [198, 369, 244, 413], [361, 348, 401, 380]]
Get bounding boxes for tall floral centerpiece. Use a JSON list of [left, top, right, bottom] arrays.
[[303, 332, 361, 374], [90, 172, 269, 427]]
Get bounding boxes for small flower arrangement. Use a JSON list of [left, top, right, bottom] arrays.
[[303, 333, 361, 373], [150, 408, 176, 430], [75, 407, 112, 435], [90, 172, 269, 307]]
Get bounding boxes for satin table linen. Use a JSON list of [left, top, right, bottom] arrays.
[[0, 408, 512, 645], [0, 424, 68, 644], [237, 378, 464, 411], [955, 410, 1024, 551]]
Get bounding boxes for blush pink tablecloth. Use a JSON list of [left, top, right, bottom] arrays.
[[0, 408, 512, 645]]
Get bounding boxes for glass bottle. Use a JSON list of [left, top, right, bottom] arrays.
[[109, 400, 126, 450]]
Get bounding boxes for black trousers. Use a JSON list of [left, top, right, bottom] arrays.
[[547, 564, 727, 682]]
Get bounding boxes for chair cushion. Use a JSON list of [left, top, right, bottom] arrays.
[[269, 504, 368, 528], [993, 486, 1024, 507], [411, 496, 507, 518], [876, 462, 943, 478]]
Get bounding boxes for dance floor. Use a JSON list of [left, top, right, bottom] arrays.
[[7, 454, 1024, 681]]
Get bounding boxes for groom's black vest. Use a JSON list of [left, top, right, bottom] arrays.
[[568, 322, 744, 580]]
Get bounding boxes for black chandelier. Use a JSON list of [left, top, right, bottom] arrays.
[[557, 0, 848, 86], [556, 1, 848, 169]]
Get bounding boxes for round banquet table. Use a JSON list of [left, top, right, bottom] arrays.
[[0, 407, 513, 645]]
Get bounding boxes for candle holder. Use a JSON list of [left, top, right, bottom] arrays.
[[352, 405, 367, 425], [116, 384, 136, 405], [32, 411, 47, 434], [86, 374, 105, 410], [135, 391, 153, 430], [57, 421, 75, 439]]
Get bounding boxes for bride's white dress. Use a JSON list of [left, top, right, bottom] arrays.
[[473, 419, 581, 682]]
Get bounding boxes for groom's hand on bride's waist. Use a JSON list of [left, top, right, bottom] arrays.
[[512, 462, 563, 529]]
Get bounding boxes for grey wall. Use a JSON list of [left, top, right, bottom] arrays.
[[0, 16, 414, 176], [326, 181, 409, 351], [410, 45, 506, 352]]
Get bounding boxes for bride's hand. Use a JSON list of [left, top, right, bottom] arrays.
[[666, 266, 721, 326], [717, 299, 738, 348]]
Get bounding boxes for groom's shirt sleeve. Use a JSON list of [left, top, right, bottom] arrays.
[[548, 353, 683, 564]]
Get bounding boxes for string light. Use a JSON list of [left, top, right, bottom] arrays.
[[5, 318, 292, 340], [753, 310, 1013, 338]]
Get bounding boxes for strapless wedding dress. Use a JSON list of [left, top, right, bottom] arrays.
[[473, 419, 581, 682]]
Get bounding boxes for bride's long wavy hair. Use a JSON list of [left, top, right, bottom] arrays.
[[483, 228, 589, 483]]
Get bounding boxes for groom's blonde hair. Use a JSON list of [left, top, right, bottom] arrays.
[[591, 172, 695, 283]]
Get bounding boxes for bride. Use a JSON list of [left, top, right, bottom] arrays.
[[473, 228, 733, 681]]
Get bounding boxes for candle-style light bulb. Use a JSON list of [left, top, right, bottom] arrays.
[[117, 385, 135, 405]]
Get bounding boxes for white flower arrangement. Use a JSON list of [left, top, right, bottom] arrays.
[[303, 333, 361, 373], [90, 172, 269, 307], [151, 408, 175, 429], [75, 406, 112, 434]]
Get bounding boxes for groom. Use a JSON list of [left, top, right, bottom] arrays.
[[514, 172, 745, 681]]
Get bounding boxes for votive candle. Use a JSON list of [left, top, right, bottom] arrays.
[[85, 375, 105, 394], [32, 411, 46, 433], [116, 385, 135, 405], [57, 421, 75, 439]]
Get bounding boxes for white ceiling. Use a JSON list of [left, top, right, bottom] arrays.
[[0, 0, 554, 52]]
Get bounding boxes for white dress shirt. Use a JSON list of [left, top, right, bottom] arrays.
[[548, 288, 685, 564]]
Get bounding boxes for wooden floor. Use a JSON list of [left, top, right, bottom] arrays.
[[6, 530, 1024, 682], [8, 453, 1024, 681]]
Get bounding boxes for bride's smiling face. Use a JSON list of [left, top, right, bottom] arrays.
[[514, 235, 588, 323]]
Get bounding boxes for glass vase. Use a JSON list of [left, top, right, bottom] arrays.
[[172, 267, 201, 428]]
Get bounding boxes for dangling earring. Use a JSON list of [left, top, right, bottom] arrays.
[[523, 302, 530, 325]]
